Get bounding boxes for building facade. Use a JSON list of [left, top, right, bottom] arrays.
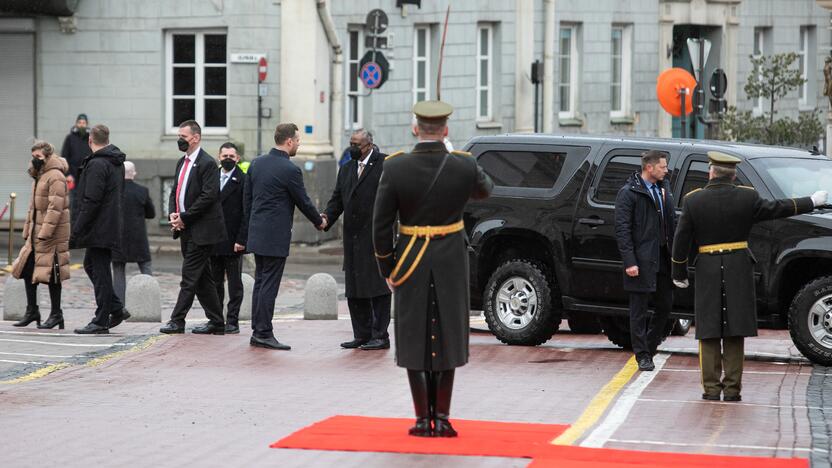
[[0, 0, 829, 241]]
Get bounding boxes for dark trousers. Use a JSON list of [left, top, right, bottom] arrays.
[[628, 249, 673, 360], [211, 255, 243, 326], [251, 255, 286, 339], [84, 247, 123, 327], [21, 252, 61, 312], [347, 294, 392, 341], [112, 260, 153, 303], [700, 337, 744, 397], [169, 235, 224, 326]]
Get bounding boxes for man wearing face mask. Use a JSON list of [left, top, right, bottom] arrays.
[[210, 142, 248, 334], [61, 113, 92, 221], [160, 120, 227, 335], [321, 129, 391, 350]]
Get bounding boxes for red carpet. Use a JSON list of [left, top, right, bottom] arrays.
[[272, 415, 808, 467], [271, 415, 569, 458]]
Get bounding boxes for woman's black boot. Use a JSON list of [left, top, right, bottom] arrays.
[[407, 370, 433, 437], [13, 305, 41, 327], [432, 370, 457, 437], [39, 309, 64, 329]]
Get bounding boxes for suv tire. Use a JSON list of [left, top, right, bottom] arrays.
[[568, 316, 602, 334], [788, 276, 832, 366], [483, 259, 559, 345], [599, 315, 675, 350]]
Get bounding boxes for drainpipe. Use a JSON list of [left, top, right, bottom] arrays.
[[543, 0, 556, 133], [316, 0, 343, 153]]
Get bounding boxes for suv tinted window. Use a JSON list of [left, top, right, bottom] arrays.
[[681, 160, 710, 198], [593, 155, 641, 205], [478, 151, 567, 189]]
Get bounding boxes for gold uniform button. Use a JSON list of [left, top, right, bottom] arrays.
[[432, 352, 437, 357], [432, 335, 436, 340]]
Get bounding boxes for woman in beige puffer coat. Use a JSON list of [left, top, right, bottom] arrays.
[[11, 140, 71, 329]]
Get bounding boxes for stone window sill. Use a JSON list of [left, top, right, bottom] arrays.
[[476, 121, 503, 130]]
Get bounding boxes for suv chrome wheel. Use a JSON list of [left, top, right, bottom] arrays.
[[496, 277, 538, 330], [808, 294, 832, 350]]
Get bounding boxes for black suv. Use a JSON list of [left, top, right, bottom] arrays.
[[463, 134, 832, 365]]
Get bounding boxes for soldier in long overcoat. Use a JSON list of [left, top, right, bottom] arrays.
[[373, 101, 493, 437], [672, 151, 824, 402]]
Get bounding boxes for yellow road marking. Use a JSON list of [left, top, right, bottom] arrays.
[[551, 355, 638, 445], [69, 263, 83, 270], [0, 335, 168, 384]]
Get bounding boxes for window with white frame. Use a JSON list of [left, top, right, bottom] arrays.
[[752, 27, 770, 114], [166, 31, 227, 134], [346, 27, 364, 128], [476, 24, 494, 121], [413, 26, 431, 104], [610, 25, 632, 118], [559, 24, 580, 118], [798, 26, 815, 106]]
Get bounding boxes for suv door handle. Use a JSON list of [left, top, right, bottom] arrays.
[[578, 217, 605, 226]]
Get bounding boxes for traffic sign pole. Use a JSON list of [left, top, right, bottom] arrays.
[[257, 57, 268, 155]]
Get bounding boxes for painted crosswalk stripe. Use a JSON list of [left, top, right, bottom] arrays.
[[607, 438, 825, 453], [0, 351, 75, 359], [0, 338, 136, 347]]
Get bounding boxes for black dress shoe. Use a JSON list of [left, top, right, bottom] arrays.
[[702, 393, 721, 401], [360, 338, 390, 350], [723, 394, 742, 402], [160, 321, 185, 334], [250, 336, 291, 350], [74, 323, 109, 334], [225, 324, 240, 334], [108, 309, 131, 329], [340, 339, 369, 349], [192, 322, 225, 335], [637, 356, 655, 371], [433, 418, 458, 438], [408, 418, 433, 437]]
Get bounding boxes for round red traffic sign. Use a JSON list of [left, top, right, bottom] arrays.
[[258, 57, 267, 82], [360, 62, 382, 89]]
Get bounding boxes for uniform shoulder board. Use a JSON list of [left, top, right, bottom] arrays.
[[385, 151, 405, 161], [451, 150, 472, 157], [684, 188, 703, 197], [737, 185, 756, 190]]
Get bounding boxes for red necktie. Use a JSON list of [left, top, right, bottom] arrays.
[[174, 157, 191, 213]]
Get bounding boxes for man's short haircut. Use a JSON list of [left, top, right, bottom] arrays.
[[352, 128, 373, 143], [219, 142, 238, 153], [274, 123, 299, 145], [712, 165, 736, 179], [641, 150, 667, 169], [123, 161, 136, 178], [90, 124, 110, 145], [416, 117, 447, 136], [179, 120, 202, 136]]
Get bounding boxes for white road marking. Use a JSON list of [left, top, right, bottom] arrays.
[[580, 353, 670, 448], [607, 438, 825, 454], [0, 339, 136, 348], [637, 397, 825, 411], [0, 351, 75, 359], [662, 368, 810, 376], [0, 359, 44, 365]]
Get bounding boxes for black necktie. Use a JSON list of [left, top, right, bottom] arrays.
[[651, 185, 663, 217]]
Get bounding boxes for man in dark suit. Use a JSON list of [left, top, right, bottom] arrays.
[[672, 151, 825, 402], [244, 123, 324, 350], [160, 120, 227, 335], [322, 129, 391, 350], [374, 101, 493, 437], [112, 161, 155, 303], [614, 150, 677, 372], [210, 142, 248, 334]]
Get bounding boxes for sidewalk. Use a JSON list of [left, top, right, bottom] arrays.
[[148, 236, 345, 266]]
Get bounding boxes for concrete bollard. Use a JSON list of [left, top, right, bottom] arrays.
[[3, 275, 35, 321], [304, 273, 338, 320], [224, 273, 254, 321], [125, 274, 161, 322]]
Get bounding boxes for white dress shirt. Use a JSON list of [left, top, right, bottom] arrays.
[[177, 147, 200, 213], [220, 167, 234, 191], [357, 148, 373, 177]]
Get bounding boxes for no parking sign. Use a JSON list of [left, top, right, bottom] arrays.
[[358, 51, 390, 89]]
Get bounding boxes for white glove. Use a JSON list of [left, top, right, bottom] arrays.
[[811, 190, 828, 207], [673, 279, 689, 289]]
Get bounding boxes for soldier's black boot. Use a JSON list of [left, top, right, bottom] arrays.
[[39, 309, 64, 330], [13, 305, 41, 327], [432, 370, 458, 438], [407, 370, 432, 437]]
